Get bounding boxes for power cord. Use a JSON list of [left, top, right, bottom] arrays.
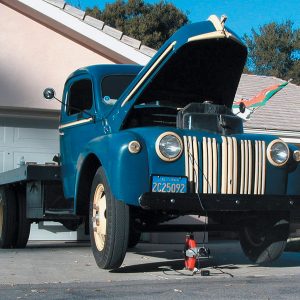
[[186, 139, 210, 255], [161, 265, 234, 278], [173, 138, 235, 279]]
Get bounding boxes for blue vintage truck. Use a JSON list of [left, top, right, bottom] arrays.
[[1, 16, 300, 269]]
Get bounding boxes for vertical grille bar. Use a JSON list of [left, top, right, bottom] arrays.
[[261, 141, 266, 194], [221, 137, 228, 194], [212, 138, 218, 194], [227, 137, 233, 194], [240, 140, 245, 194], [192, 137, 199, 193], [254, 141, 259, 194], [202, 137, 208, 193], [207, 138, 213, 193], [183, 136, 189, 179], [244, 139, 249, 194], [247, 140, 253, 194], [258, 141, 262, 194], [187, 136, 194, 192], [232, 137, 238, 194]]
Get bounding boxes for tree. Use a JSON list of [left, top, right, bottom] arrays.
[[244, 21, 300, 84], [86, 0, 188, 49]]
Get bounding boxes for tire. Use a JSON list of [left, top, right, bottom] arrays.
[[0, 187, 17, 248], [89, 167, 129, 269], [239, 216, 289, 264], [13, 191, 31, 248]]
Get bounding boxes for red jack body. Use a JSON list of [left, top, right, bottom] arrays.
[[184, 233, 197, 271]]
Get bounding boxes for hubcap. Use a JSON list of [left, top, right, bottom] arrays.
[[92, 184, 107, 251]]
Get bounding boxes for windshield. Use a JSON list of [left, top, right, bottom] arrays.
[[101, 74, 136, 105]]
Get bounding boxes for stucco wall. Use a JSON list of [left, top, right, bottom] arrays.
[[0, 3, 114, 111]]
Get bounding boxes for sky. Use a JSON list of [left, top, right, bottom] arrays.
[[67, 0, 300, 37]]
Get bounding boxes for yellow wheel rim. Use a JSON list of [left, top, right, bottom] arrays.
[[92, 184, 107, 251]]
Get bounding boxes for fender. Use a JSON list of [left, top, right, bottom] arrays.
[[75, 131, 149, 207]]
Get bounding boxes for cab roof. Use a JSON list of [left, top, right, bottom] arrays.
[[66, 64, 143, 82]]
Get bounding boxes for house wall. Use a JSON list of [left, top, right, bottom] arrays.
[[0, 3, 114, 111], [0, 3, 116, 240]]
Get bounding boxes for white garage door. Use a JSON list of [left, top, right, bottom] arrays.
[[0, 114, 81, 240], [0, 124, 58, 171]]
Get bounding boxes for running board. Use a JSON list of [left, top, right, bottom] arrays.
[[45, 209, 74, 215]]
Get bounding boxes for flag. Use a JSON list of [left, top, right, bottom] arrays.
[[232, 81, 289, 109]]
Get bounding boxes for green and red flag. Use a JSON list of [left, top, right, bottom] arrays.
[[233, 81, 289, 109]]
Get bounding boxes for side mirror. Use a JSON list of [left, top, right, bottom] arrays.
[[43, 88, 56, 101], [239, 102, 246, 114]]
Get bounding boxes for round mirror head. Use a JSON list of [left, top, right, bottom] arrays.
[[239, 102, 246, 114], [43, 88, 55, 101]]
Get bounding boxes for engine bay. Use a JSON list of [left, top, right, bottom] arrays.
[[123, 102, 243, 135]]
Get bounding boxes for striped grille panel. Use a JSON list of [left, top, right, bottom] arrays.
[[184, 136, 266, 195]]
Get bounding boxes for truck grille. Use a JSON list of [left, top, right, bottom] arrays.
[[183, 136, 266, 195]]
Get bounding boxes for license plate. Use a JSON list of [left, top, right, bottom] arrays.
[[151, 176, 187, 193]]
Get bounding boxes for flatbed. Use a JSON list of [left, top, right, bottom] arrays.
[[0, 164, 61, 185]]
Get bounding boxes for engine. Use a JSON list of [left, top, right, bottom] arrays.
[[177, 102, 243, 135]]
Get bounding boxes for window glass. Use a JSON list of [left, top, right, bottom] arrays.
[[101, 75, 135, 105], [68, 79, 93, 115]]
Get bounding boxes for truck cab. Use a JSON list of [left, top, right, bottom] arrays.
[[58, 65, 142, 200]]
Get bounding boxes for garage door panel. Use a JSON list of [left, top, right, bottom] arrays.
[[0, 127, 14, 145], [0, 127, 5, 144], [13, 127, 59, 149], [0, 151, 4, 172], [0, 149, 13, 172]]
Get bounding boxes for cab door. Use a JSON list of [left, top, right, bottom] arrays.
[[59, 75, 98, 200]]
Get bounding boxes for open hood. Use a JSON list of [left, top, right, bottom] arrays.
[[119, 15, 247, 110]]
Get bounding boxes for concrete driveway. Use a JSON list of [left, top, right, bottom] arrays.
[[1, 240, 300, 286]]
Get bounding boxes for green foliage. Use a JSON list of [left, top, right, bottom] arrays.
[[86, 0, 188, 49], [244, 21, 300, 84]]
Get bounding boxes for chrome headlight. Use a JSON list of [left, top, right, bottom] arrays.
[[267, 139, 290, 167], [155, 132, 183, 162]]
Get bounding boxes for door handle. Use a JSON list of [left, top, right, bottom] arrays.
[[59, 131, 64, 136]]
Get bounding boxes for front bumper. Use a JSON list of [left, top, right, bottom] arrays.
[[139, 193, 300, 213]]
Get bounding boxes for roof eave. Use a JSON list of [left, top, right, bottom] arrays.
[[2, 0, 151, 65]]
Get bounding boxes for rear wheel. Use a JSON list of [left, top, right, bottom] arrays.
[[89, 167, 129, 269], [0, 187, 17, 248], [13, 190, 31, 248], [239, 216, 289, 264]]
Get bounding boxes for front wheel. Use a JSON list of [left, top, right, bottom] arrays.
[[239, 216, 289, 264], [89, 167, 129, 269]]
